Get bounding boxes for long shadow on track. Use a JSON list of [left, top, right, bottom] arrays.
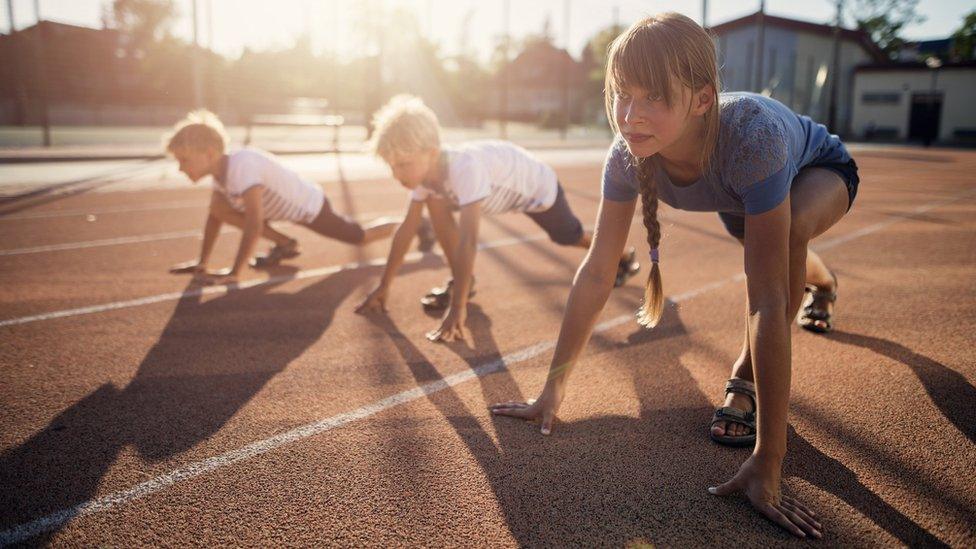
[[827, 330, 976, 444], [369, 304, 945, 545], [0, 261, 434, 544]]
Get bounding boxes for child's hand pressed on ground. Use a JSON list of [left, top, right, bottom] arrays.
[[489, 381, 566, 435], [709, 453, 823, 539], [426, 307, 467, 342], [169, 260, 206, 275], [355, 285, 389, 314]]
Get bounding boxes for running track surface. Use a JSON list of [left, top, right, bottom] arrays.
[[1, 147, 974, 547]]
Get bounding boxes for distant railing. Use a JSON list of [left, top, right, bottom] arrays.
[[243, 113, 346, 152]]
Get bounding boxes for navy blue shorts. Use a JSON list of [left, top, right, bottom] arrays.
[[526, 183, 584, 246], [718, 158, 860, 240]]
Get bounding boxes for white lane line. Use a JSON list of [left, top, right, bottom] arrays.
[[0, 233, 548, 328], [0, 266, 733, 547], [0, 211, 401, 256], [0, 187, 972, 544], [0, 200, 204, 221], [0, 230, 224, 256]]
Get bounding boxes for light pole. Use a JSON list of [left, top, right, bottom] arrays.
[[826, 0, 842, 133], [500, 0, 510, 139], [924, 55, 942, 147], [560, 0, 570, 140], [33, 0, 50, 146]]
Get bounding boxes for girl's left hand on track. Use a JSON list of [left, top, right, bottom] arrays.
[[489, 382, 565, 435], [708, 453, 823, 538], [426, 307, 467, 342]]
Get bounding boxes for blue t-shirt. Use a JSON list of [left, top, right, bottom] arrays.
[[602, 92, 850, 215]]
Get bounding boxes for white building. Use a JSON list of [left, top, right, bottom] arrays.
[[710, 11, 886, 136], [850, 61, 976, 145]]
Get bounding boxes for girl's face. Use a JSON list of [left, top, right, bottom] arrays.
[[613, 81, 713, 161], [613, 83, 693, 159]]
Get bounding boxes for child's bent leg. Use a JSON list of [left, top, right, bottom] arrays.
[[426, 197, 460, 268], [804, 248, 835, 290], [301, 198, 368, 245], [360, 216, 403, 244], [528, 188, 637, 269], [209, 192, 294, 245], [714, 168, 848, 439]]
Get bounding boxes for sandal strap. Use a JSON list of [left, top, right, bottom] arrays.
[[809, 290, 837, 301], [724, 378, 756, 412], [711, 406, 756, 426], [725, 378, 755, 398]]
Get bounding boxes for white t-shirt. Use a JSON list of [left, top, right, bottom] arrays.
[[214, 148, 324, 223], [410, 141, 559, 214]]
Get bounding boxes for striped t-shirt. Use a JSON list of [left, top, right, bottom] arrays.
[[410, 141, 559, 214], [214, 148, 324, 223]]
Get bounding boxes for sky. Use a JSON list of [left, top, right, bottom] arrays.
[[4, 0, 973, 61]]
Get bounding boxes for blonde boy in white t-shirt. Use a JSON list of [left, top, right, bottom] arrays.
[[355, 95, 640, 341], [165, 110, 411, 285]]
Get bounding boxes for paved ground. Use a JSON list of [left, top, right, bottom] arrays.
[[0, 146, 974, 547]]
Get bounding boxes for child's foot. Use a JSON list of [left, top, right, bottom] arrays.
[[614, 247, 641, 287], [420, 277, 476, 310], [798, 271, 837, 333], [417, 217, 436, 253], [251, 239, 300, 268], [709, 378, 756, 447]]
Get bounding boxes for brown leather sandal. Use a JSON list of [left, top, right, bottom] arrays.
[[798, 271, 837, 334], [709, 378, 756, 447]]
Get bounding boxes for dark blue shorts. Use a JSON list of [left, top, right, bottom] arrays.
[[526, 183, 584, 246], [718, 158, 860, 240]]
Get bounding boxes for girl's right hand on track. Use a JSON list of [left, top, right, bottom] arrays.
[[355, 285, 388, 314], [489, 382, 565, 435]]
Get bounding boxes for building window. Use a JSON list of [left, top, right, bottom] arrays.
[[862, 92, 900, 105]]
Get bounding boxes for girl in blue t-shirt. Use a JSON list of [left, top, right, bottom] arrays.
[[491, 12, 860, 538]]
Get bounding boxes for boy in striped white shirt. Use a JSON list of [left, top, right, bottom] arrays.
[[356, 96, 640, 341], [165, 110, 409, 285]]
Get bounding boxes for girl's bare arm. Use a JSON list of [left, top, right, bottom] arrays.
[[490, 196, 637, 433]]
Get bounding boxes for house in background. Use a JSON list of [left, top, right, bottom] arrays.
[[492, 39, 588, 125], [710, 11, 886, 136], [851, 60, 976, 145]]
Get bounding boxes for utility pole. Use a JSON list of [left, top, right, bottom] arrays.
[[560, 0, 570, 140], [827, 0, 843, 133], [754, 0, 765, 92], [191, 0, 203, 108], [205, 0, 212, 50], [33, 0, 50, 146], [702, 0, 708, 30], [500, 0, 510, 139]]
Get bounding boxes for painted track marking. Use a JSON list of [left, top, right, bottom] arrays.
[[0, 232, 547, 328], [1, 186, 972, 544]]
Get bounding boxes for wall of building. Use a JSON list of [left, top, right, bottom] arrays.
[[851, 68, 976, 142], [716, 24, 873, 135]]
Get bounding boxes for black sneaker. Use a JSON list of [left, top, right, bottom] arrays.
[[614, 247, 640, 287], [250, 239, 300, 268], [420, 277, 476, 310]]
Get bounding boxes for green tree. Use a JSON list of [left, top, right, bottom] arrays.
[[845, 0, 926, 58], [581, 24, 623, 125], [104, 0, 177, 50], [951, 10, 976, 60]]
